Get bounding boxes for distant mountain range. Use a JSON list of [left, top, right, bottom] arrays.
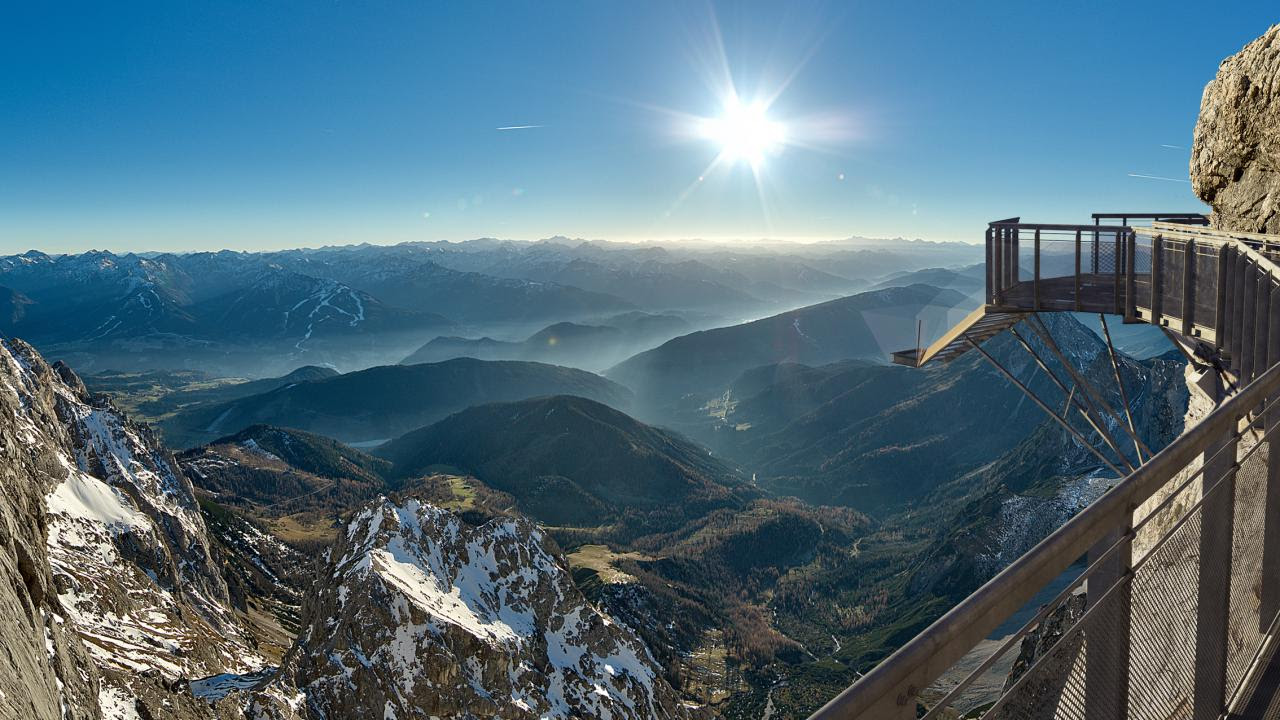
[[867, 263, 985, 294], [400, 312, 692, 371], [0, 237, 980, 376]]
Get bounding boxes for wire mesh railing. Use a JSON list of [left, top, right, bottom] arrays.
[[985, 220, 1277, 358], [987, 223, 1132, 314], [811, 362, 1280, 719]]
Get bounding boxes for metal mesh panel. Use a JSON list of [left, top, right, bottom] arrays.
[[1162, 246, 1186, 319], [1227, 438, 1269, 691], [983, 590, 1090, 720], [1096, 231, 1118, 274], [981, 576, 1133, 719], [1194, 247, 1219, 328], [1133, 236, 1154, 274], [975, 471, 1216, 720], [1127, 508, 1202, 720]]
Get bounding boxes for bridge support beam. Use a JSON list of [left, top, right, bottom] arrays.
[[1029, 315, 1154, 465], [1009, 326, 1133, 470]]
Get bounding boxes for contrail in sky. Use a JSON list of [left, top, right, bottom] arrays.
[[1159, 144, 1185, 150], [1128, 172, 1190, 183], [496, 125, 544, 130]]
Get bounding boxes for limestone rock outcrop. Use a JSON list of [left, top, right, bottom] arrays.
[[1192, 25, 1280, 233], [0, 340, 101, 719], [258, 496, 697, 719], [0, 338, 268, 719]]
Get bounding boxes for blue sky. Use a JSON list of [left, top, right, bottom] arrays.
[[1, 2, 1275, 252]]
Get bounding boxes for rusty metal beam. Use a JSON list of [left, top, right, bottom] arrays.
[[1008, 325, 1133, 470], [1099, 314, 1146, 464], [1028, 314, 1154, 465], [966, 335, 1125, 477]]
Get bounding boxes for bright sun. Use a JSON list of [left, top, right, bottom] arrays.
[[699, 97, 787, 168]]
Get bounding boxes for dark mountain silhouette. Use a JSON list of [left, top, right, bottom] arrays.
[[606, 284, 972, 415], [378, 394, 751, 531], [161, 358, 633, 448], [697, 315, 1187, 513], [180, 425, 392, 521]]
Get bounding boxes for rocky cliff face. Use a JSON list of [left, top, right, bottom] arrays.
[[0, 338, 265, 719], [255, 496, 696, 720], [1192, 25, 1280, 233], [0, 340, 101, 719]]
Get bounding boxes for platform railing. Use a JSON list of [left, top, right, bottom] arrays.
[[816, 214, 1280, 720], [810, 360, 1280, 719], [986, 221, 1134, 314]]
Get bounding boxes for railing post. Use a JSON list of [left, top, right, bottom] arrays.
[[1254, 272, 1269, 382], [1241, 261, 1258, 383], [1012, 226, 1020, 285], [1232, 257, 1249, 374], [1093, 218, 1101, 274], [1075, 229, 1082, 311], [1114, 230, 1124, 316], [1221, 247, 1236, 358], [1183, 238, 1196, 336], [1193, 422, 1239, 720], [1151, 234, 1164, 327], [986, 226, 994, 304], [996, 226, 1007, 304], [1085, 525, 1132, 719], [1033, 228, 1041, 311], [1125, 230, 1137, 321]]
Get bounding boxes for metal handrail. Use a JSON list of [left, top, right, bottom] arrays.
[[810, 343, 1280, 719], [990, 221, 1130, 232], [1092, 212, 1209, 220]]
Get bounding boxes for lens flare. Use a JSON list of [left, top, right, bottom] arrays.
[[698, 96, 787, 168]]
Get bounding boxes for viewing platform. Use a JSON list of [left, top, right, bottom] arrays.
[[817, 213, 1280, 720]]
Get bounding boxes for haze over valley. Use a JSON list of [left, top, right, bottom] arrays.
[[2, 3, 1270, 719], [0, 230, 1190, 717]]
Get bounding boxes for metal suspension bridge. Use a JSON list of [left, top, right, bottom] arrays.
[[811, 213, 1280, 720]]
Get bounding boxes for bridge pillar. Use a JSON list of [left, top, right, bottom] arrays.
[[1231, 255, 1248, 373], [1253, 275, 1271, 382], [1241, 262, 1259, 382], [1217, 245, 1233, 353], [1193, 425, 1240, 720]]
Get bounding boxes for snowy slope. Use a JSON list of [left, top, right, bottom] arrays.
[[258, 496, 698, 719], [0, 339, 269, 719]]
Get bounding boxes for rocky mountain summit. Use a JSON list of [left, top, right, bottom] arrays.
[[252, 496, 696, 719], [0, 337, 263, 719], [1193, 24, 1280, 233]]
